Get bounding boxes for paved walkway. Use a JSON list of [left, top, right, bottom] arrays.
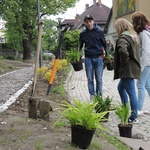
[[66, 64, 150, 150]]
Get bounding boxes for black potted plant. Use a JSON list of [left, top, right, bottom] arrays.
[[115, 102, 133, 138], [53, 99, 108, 149], [94, 94, 112, 121], [104, 50, 114, 70], [66, 48, 83, 71]]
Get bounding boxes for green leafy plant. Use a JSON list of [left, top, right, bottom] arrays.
[[115, 102, 130, 126], [104, 50, 114, 70], [106, 54, 114, 60], [66, 49, 83, 63], [52, 83, 66, 98], [53, 99, 108, 131], [104, 50, 114, 61], [94, 94, 112, 113]]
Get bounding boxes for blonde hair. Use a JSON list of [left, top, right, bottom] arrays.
[[114, 18, 139, 43]]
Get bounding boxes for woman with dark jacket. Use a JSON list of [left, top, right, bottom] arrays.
[[114, 18, 141, 123]]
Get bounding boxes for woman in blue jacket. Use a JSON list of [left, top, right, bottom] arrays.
[[80, 15, 107, 101]]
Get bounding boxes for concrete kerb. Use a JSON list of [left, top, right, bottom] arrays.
[[0, 80, 33, 112], [118, 137, 150, 150], [64, 64, 74, 103]]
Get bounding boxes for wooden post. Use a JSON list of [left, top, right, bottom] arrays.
[[28, 97, 38, 119], [39, 100, 52, 121], [32, 20, 43, 96]]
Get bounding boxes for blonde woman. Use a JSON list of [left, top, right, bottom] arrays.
[[114, 18, 141, 123]]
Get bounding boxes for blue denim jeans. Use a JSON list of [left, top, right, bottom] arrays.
[[84, 57, 103, 96], [118, 78, 138, 120], [137, 66, 150, 111]]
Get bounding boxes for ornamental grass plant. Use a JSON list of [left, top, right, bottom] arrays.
[[115, 102, 130, 126], [53, 99, 108, 131]]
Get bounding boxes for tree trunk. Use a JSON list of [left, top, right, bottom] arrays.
[[22, 23, 33, 60], [22, 39, 31, 60]]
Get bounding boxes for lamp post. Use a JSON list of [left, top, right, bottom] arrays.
[[57, 17, 63, 59], [37, 0, 43, 67]]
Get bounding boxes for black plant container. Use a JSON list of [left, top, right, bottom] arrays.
[[102, 112, 109, 122], [71, 61, 83, 71], [118, 124, 133, 138], [96, 111, 109, 122], [106, 62, 114, 70], [71, 125, 95, 149]]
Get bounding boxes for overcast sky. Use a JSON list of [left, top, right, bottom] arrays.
[[51, 0, 112, 20]]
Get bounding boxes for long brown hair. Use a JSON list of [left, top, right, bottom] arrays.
[[114, 18, 139, 43], [131, 11, 150, 34]]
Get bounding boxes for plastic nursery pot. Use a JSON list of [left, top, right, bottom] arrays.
[[71, 125, 95, 149], [71, 61, 83, 71], [106, 61, 114, 70], [118, 124, 133, 138], [101, 112, 109, 122]]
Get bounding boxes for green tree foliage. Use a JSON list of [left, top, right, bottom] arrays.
[[0, 0, 79, 60], [42, 19, 58, 52], [62, 30, 81, 52]]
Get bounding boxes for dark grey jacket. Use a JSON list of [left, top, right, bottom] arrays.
[[114, 31, 141, 80]]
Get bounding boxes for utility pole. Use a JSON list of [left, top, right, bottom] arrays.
[[57, 17, 62, 59]]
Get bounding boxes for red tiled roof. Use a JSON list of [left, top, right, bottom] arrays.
[[74, 3, 110, 29], [61, 2, 110, 30]]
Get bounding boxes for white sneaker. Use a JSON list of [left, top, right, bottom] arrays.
[[138, 110, 144, 116], [128, 118, 139, 124]]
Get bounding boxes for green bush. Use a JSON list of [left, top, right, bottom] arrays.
[[43, 53, 54, 61], [4, 55, 15, 60]]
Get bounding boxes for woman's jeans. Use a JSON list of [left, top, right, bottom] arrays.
[[137, 66, 150, 111], [85, 57, 103, 96], [118, 78, 138, 120]]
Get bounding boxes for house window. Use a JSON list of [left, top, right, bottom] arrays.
[[117, 0, 135, 17]]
